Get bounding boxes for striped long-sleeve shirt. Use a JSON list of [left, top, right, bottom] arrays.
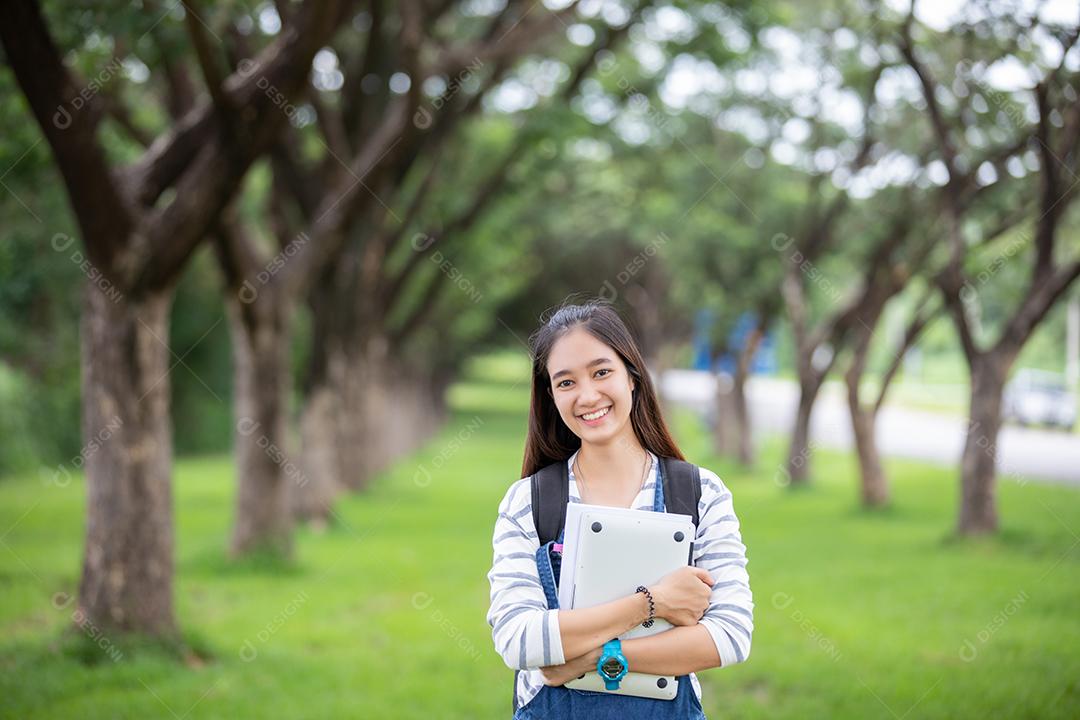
[[486, 449, 754, 710]]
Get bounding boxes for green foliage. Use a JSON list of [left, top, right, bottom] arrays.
[[170, 249, 233, 456]]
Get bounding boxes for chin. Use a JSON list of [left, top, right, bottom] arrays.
[[581, 419, 626, 442]]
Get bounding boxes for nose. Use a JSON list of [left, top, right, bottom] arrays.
[[578, 379, 603, 408]]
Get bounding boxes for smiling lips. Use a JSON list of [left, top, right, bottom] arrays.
[[578, 406, 612, 424]]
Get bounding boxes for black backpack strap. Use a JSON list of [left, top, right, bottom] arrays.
[[531, 460, 570, 546], [659, 457, 701, 528]]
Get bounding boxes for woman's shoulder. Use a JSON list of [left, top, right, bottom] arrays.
[[679, 462, 734, 513], [499, 457, 573, 509], [497, 476, 533, 513], [693, 464, 729, 494]]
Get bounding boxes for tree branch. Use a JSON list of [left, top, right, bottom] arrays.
[[431, 1, 581, 78], [183, 0, 232, 121], [100, 86, 154, 147], [874, 293, 943, 414], [935, 264, 979, 365], [899, 10, 960, 184], [0, 0, 133, 276], [130, 0, 347, 292], [999, 257, 1080, 356]]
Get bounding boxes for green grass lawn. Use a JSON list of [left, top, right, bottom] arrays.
[[1, 365, 1079, 718]]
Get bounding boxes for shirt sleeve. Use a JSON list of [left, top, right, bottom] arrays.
[[693, 467, 754, 667], [486, 478, 566, 670]]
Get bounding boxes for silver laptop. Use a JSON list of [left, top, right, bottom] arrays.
[[559, 503, 695, 700]]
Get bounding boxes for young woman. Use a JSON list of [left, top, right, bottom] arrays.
[[486, 300, 754, 719]]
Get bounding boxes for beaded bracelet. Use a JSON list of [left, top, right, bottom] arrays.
[[635, 585, 655, 628]]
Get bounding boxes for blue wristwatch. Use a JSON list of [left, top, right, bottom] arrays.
[[596, 638, 629, 690]]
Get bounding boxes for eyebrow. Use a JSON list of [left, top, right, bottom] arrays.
[[551, 357, 613, 381]]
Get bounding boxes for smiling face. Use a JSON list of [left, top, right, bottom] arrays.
[[546, 326, 637, 446]]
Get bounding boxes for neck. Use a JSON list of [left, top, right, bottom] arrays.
[[576, 429, 649, 490]]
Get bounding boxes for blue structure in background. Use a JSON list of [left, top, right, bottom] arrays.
[[691, 309, 776, 375], [691, 309, 714, 371]]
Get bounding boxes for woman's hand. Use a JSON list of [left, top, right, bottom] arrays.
[[650, 566, 714, 626], [539, 646, 604, 687]]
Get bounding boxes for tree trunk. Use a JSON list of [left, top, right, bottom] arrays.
[[649, 350, 676, 421], [785, 372, 824, 486], [712, 372, 739, 458], [337, 333, 388, 490], [846, 394, 889, 507], [957, 356, 1010, 535], [844, 327, 890, 508], [227, 295, 294, 557], [293, 302, 346, 524], [334, 335, 447, 491], [733, 326, 764, 466], [78, 282, 176, 635], [292, 380, 342, 525], [732, 376, 754, 465]]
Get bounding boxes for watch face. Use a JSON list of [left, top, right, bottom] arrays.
[[601, 657, 624, 678]]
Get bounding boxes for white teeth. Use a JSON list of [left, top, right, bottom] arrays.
[[581, 407, 610, 421]]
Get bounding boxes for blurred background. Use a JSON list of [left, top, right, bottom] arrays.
[[1, 0, 1078, 717]]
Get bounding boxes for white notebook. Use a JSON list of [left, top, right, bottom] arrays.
[[558, 502, 695, 700]]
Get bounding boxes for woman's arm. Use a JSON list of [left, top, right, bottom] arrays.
[[556, 592, 652, 662], [487, 480, 566, 671], [541, 624, 720, 685], [557, 563, 715, 661], [693, 468, 754, 666], [620, 624, 721, 675]]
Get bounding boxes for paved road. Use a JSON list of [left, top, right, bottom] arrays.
[[658, 369, 1080, 485]]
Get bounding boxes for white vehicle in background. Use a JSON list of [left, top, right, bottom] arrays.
[[1002, 369, 1077, 431]]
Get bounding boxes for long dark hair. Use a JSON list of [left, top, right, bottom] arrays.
[[520, 299, 684, 478]]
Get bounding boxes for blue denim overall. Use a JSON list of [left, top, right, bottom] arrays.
[[513, 463, 708, 719]]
